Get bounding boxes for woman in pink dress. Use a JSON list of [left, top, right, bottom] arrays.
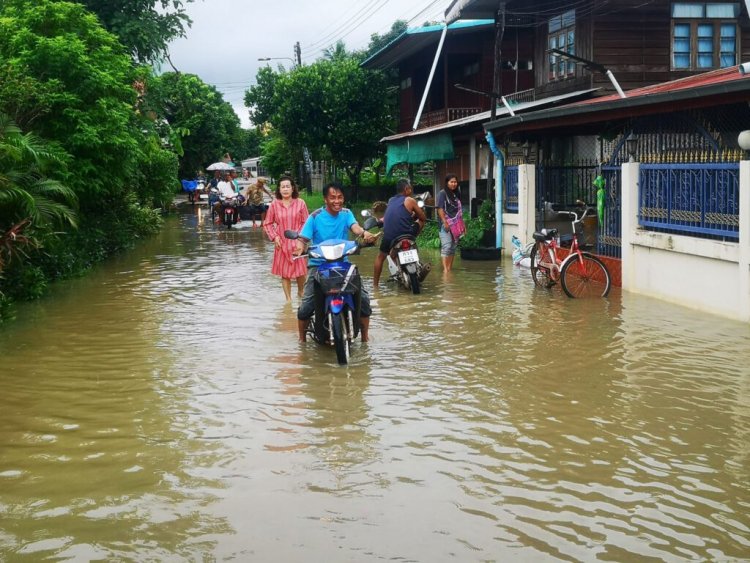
[[263, 176, 309, 301]]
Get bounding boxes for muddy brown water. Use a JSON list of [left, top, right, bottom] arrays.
[[1, 206, 749, 561]]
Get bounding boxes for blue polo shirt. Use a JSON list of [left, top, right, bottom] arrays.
[[300, 207, 357, 267]]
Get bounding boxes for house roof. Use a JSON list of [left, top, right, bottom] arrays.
[[380, 88, 599, 142], [444, 0, 502, 24], [360, 20, 494, 70], [485, 65, 750, 135]]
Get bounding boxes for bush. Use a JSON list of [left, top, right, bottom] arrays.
[[460, 200, 495, 248]]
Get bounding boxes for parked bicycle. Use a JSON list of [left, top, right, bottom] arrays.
[[529, 200, 611, 298]]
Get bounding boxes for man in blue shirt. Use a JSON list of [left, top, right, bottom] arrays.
[[294, 183, 376, 342]]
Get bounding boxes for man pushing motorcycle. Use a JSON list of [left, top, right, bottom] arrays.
[[372, 179, 427, 287], [293, 183, 377, 342]]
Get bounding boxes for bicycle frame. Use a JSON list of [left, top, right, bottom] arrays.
[[533, 208, 588, 283], [531, 203, 612, 298]]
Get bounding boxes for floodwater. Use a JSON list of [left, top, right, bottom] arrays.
[[1, 205, 749, 561]]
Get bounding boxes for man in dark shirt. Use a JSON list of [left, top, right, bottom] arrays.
[[373, 179, 427, 287]]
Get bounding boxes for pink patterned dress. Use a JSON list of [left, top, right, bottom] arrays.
[[263, 198, 309, 278]]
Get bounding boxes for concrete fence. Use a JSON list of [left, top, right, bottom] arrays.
[[500, 162, 750, 322]]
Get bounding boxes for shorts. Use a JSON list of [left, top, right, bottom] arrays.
[[439, 225, 457, 256], [297, 266, 371, 321], [247, 203, 268, 214]]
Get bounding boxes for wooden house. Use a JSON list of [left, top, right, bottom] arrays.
[[364, 0, 750, 212]]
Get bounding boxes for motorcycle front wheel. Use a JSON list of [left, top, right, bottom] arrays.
[[331, 311, 350, 365]]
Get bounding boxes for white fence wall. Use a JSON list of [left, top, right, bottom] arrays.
[[621, 161, 750, 322], [502, 160, 750, 322]]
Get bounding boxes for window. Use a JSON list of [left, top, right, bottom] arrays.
[[400, 76, 412, 90], [548, 9, 575, 81], [671, 3, 739, 69]]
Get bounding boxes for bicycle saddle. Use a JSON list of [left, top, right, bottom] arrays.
[[532, 228, 558, 242]]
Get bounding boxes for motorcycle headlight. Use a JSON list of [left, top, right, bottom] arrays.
[[320, 243, 345, 261]]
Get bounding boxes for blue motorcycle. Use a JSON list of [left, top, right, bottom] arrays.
[[286, 219, 377, 364]]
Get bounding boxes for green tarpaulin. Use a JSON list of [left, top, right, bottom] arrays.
[[386, 132, 455, 173]]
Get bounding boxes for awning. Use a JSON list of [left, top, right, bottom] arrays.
[[386, 132, 455, 173]]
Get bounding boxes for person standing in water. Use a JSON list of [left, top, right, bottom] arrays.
[[263, 176, 309, 301]]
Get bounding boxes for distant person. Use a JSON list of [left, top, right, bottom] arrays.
[[242, 177, 273, 228], [372, 178, 427, 287], [229, 169, 241, 194], [213, 172, 237, 220], [263, 176, 309, 301], [437, 173, 464, 272]]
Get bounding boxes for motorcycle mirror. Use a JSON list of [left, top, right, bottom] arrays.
[[360, 209, 372, 217], [362, 217, 379, 231], [284, 230, 299, 239]]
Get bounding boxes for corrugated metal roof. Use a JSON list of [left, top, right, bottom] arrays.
[[576, 66, 748, 105], [485, 65, 750, 134], [361, 20, 494, 70]]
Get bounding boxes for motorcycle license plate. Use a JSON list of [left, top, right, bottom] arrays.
[[398, 249, 419, 264]]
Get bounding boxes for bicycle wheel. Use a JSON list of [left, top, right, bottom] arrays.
[[529, 243, 555, 288], [560, 252, 611, 298]]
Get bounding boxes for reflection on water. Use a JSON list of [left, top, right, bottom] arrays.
[[1, 207, 749, 560]]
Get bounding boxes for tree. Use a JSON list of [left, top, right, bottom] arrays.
[[147, 72, 242, 179], [71, 0, 193, 63], [0, 114, 78, 273], [271, 59, 394, 197], [364, 20, 408, 60], [244, 66, 281, 128], [322, 40, 351, 62], [259, 128, 297, 180]]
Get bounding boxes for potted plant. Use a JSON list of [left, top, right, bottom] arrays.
[[459, 200, 501, 260]]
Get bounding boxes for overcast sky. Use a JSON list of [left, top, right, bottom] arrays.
[[166, 0, 450, 128]]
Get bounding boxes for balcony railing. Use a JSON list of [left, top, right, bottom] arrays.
[[416, 107, 483, 129]]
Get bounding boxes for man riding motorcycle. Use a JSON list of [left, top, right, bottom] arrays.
[[372, 179, 427, 287], [293, 183, 376, 342]]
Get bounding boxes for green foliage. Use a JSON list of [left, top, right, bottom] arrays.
[[270, 59, 395, 192], [0, 113, 79, 274], [148, 72, 242, 179], [364, 20, 408, 59], [75, 0, 192, 63], [460, 200, 496, 248], [259, 129, 297, 180], [244, 66, 280, 127], [417, 221, 441, 249], [0, 0, 177, 321]]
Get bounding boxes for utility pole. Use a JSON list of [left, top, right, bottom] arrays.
[[294, 40, 312, 193]]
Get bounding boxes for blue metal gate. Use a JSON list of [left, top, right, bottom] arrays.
[[600, 166, 622, 258]]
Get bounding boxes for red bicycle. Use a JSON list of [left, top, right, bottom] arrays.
[[529, 201, 611, 298]]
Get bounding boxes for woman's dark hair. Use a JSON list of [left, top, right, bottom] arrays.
[[275, 175, 299, 199], [444, 174, 460, 200]]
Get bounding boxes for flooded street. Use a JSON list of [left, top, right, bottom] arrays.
[[1, 206, 749, 561]]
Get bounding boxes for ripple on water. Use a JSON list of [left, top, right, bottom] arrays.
[[1, 211, 749, 560]]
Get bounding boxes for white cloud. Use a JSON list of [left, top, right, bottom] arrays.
[[167, 0, 448, 127]]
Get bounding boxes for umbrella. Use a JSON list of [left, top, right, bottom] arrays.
[[206, 161, 234, 171]]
